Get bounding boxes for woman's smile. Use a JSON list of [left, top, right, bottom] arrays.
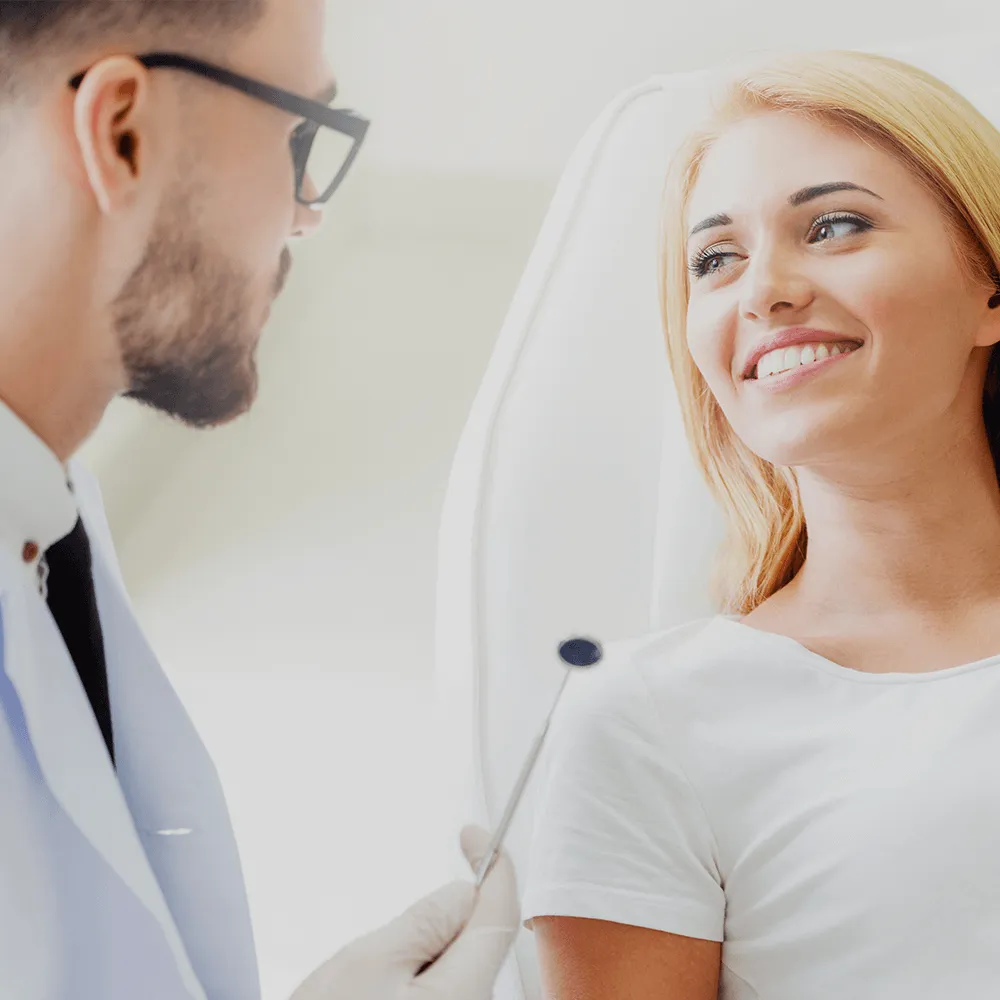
[[746, 340, 864, 391]]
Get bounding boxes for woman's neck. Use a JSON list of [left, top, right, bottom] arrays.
[[786, 427, 1000, 621]]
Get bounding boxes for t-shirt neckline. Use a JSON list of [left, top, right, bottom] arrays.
[[712, 613, 1000, 684]]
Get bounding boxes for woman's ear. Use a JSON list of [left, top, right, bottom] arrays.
[[972, 281, 1000, 348]]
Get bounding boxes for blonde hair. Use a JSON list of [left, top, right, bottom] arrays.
[[659, 49, 1000, 615]]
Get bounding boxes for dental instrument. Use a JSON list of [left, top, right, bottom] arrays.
[[416, 636, 603, 977], [473, 636, 604, 888]]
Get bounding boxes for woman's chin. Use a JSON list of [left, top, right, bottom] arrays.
[[740, 416, 862, 471]]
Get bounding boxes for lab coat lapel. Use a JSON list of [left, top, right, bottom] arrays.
[[0, 544, 208, 1000], [85, 518, 261, 1000]]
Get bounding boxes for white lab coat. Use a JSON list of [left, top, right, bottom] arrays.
[[0, 461, 260, 1000]]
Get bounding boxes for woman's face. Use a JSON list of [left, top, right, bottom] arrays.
[[684, 112, 1000, 471]]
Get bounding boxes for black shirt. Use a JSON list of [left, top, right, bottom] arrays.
[[44, 517, 116, 767]]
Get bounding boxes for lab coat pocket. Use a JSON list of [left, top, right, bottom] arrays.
[[134, 820, 210, 903], [134, 821, 204, 919], [134, 818, 261, 1000]]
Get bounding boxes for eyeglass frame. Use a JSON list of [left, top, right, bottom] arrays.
[[68, 52, 370, 207]]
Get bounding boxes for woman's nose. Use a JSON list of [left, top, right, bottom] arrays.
[[738, 247, 814, 320]]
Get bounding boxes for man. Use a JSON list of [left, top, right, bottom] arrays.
[[0, 1, 519, 998]]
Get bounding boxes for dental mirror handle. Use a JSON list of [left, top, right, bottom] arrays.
[[473, 635, 604, 886], [416, 636, 602, 977], [474, 711, 558, 888]]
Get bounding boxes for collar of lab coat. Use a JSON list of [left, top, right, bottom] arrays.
[[0, 397, 77, 557]]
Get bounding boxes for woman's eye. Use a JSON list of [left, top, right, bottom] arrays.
[[688, 249, 740, 278], [688, 214, 872, 280], [809, 214, 872, 243]]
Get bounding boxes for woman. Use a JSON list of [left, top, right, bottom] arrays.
[[520, 50, 1000, 998]]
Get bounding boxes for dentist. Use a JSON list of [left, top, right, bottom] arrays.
[[0, 1, 518, 998]]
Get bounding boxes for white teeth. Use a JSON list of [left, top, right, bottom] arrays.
[[753, 341, 858, 379]]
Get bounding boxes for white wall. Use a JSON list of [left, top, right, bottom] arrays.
[[74, 4, 1000, 997], [325, 0, 1000, 177]]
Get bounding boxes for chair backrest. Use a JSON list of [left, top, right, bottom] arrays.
[[434, 34, 1000, 1000]]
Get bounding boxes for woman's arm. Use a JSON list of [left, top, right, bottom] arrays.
[[534, 916, 722, 999]]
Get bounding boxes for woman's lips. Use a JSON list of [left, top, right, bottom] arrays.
[[745, 342, 863, 390]]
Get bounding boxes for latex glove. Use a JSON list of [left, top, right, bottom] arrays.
[[289, 825, 520, 1000]]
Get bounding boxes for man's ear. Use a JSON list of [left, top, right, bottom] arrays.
[[71, 56, 153, 216]]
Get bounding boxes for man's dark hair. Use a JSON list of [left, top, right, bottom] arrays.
[[0, 1, 265, 95]]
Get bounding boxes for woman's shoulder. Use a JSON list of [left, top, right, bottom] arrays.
[[559, 615, 745, 723], [617, 614, 751, 687]]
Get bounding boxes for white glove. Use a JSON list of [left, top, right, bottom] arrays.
[[288, 825, 520, 1000]]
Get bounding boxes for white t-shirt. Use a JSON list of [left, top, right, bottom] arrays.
[[522, 615, 1000, 999]]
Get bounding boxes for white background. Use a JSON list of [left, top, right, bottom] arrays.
[[78, 3, 1000, 997]]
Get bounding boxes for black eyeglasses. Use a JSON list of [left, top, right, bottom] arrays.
[[69, 52, 370, 207]]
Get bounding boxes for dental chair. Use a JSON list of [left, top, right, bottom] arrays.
[[434, 33, 1000, 1000]]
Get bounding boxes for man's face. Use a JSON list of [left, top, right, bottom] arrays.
[[119, 0, 334, 427]]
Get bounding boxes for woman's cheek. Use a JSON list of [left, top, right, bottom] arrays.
[[686, 314, 735, 400], [830, 248, 922, 340]]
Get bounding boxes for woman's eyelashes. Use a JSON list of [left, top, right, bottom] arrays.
[[687, 211, 876, 279]]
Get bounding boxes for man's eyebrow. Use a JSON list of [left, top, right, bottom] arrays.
[[687, 181, 883, 240]]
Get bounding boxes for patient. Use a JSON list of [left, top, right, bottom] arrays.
[[521, 50, 1000, 998]]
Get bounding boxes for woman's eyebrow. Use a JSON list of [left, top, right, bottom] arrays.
[[789, 181, 883, 206], [687, 182, 884, 239], [688, 212, 732, 238]]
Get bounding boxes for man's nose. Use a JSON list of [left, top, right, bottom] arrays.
[[292, 199, 324, 238], [291, 175, 325, 238]]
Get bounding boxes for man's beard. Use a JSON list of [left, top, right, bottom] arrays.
[[114, 198, 291, 428]]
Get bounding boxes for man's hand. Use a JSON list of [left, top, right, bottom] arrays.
[[289, 826, 520, 999]]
